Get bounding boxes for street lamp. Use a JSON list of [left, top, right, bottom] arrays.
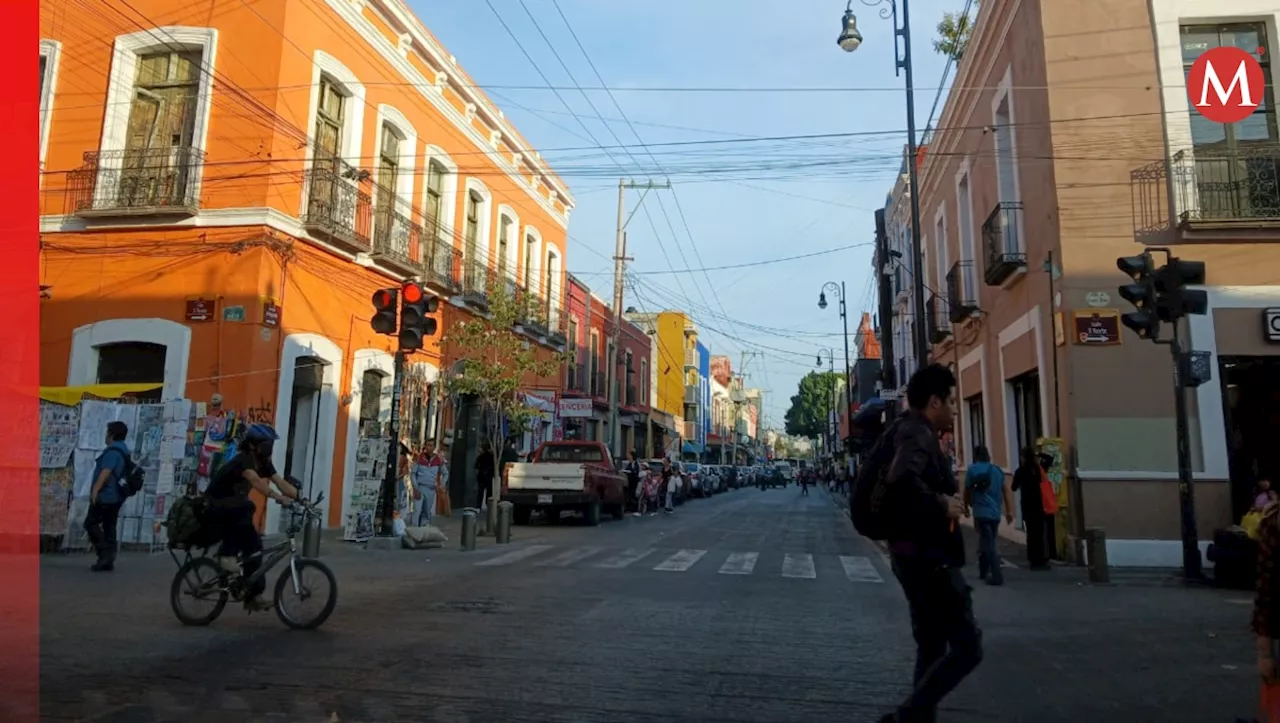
[[836, 0, 929, 370], [819, 281, 854, 458], [816, 348, 837, 459]]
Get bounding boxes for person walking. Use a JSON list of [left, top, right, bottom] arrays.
[[1012, 447, 1050, 570], [411, 439, 447, 527], [625, 450, 642, 515], [963, 445, 1013, 586], [800, 471, 810, 496], [877, 364, 982, 723], [475, 441, 495, 511], [662, 458, 677, 513], [85, 420, 131, 572]]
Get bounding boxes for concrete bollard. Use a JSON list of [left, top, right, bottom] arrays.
[[461, 508, 478, 551], [1085, 527, 1109, 584], [496, 501, 514, 544], [302, 513, 322, 558], [485, 497, 498, 537]]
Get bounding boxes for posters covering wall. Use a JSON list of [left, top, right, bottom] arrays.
[[38, 393, 201, 553], [344, 434, 387, 542]]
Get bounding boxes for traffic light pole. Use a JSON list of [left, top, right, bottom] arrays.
[[1167, 322, 1203, 580], [377, 349, 406, 537]]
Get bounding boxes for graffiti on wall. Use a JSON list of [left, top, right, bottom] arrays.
[[245, 399, 274, 424]]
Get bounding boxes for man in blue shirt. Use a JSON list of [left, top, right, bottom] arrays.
[[85, 421, 130, 572], [963, 445, 1014, 586]]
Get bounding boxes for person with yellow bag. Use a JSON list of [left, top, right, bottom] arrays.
[[1245, 480, 1278, 542]]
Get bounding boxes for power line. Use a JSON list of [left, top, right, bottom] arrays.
[[574, 241, 873, 276]]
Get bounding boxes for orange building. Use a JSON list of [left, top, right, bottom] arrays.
[[38, 0, 574, 532]]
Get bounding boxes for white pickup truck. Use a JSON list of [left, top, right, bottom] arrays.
[[502, 441, 628, 526]]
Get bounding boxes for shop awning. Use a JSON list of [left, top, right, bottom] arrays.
[[39, 383, 162, 406], [523, 393, 556, 414], [682, 440, 704, 455]]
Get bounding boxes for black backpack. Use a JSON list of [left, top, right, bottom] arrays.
[[120, 456, 146, 497], [849, 420, 902, 540]]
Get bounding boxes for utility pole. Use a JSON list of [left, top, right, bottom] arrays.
[[874, 209, 897, 420], [609, 178, 670, 460]]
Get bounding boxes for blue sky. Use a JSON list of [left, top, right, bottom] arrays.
[[413, 0, 966, 425]]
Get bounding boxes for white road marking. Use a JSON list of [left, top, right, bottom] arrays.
[[536, 546, 606, 567], [594, 548, 657, 569], [653, 549, 708, 572], [474, 544, 554, 567], [781, 553, 817, 579], [1000, 559, 1017, 569], [840, 555, 884, 583], [718, 552, 759, 575]]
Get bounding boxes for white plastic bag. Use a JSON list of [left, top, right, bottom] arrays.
[[392, 516, 407, 537]]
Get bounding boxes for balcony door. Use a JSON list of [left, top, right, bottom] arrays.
[[121, 51, 200, 209], [1181, 23, 1278, 221]]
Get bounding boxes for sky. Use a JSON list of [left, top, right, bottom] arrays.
[[412, 0, 968, 427]]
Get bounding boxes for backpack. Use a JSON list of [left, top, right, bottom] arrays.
[[971, 465, 996, 493], [849, 420, 902, 540], [120, 456, 146, 497], [164, 495, 211, 549]]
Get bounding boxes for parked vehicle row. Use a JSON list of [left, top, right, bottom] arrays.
[[500, 441, 766, 526]]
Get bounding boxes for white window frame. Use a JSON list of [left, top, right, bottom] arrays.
[[462, 177, 493, 269], [954, 158, 977, 301], [990, 64, 1025, 259], [39, 39, 61, 175], [495, 204, 521, 281], [933, 204, 950, 298], [523, 225, 544, 297], [545, 245, 562, 326], [99, 27, 218, 208], [302, 50, 367, 217], [372, 104, 418, 208], [640, 358, 648, 405], [422, 145, 459, 246]]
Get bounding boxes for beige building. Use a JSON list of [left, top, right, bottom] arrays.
[[901, 0, 1280, 566]]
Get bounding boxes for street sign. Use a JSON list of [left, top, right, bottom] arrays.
[[1085, 291, 1111, 308], [1073, 310, 1122, 345], [1265, 307, 1280, 343]]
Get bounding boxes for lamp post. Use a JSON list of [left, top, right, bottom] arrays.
[[838, 0, 929, 369], [816, 349, 837, 460], [819, 281, 854, 456]]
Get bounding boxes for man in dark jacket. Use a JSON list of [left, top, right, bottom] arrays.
[[879, 364, 981, 723]]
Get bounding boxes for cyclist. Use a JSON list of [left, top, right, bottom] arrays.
[[205, 423, 302, 612]]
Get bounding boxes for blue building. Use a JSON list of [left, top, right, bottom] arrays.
[[697, 341, 710, 450]]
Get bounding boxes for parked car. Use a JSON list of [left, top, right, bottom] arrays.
[[503, 441, 628, 526], [684, 462, 710, 498]]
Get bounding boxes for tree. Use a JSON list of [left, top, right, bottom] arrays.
[[441, 283, 571, 520], [933, 0, 979, 61], [783, 371, 840, 440]]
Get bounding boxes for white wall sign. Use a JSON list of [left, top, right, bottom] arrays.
[[1265, 307, 1280, 343], [558, 397, 593, 418], [1085, 291, 1111, 308]]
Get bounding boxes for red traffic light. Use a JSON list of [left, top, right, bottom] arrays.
[[372, 288, 397, 309], [402, 282, 424, 304]]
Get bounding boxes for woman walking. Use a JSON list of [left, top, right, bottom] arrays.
[[1012, 446, 1050, 570]]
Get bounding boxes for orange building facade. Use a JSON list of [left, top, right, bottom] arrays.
[[38, 0, 574, 532]]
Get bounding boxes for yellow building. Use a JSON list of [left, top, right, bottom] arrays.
[[626, 310, 700, 456]]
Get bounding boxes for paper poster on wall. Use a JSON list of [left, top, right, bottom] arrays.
[[344, 435, 387, 542], [72, 449, 98, 498], [39, 467, 75, 535], [39, 402, 80, 469]]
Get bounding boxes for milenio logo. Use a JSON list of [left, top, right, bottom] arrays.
[[1186, 45, 1266, 124]]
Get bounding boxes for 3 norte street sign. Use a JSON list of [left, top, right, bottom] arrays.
[[1187, 45, 1265, 124]]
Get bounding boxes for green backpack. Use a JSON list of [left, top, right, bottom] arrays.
[[164, 495, 209, 549]]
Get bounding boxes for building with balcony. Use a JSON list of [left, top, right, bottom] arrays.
[[38, 0, 574, 532], [899, 0, 1280, 567], [625, 310, 699, 459], [880, 147, 926, 398]]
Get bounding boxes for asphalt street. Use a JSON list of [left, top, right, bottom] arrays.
[[41, 486, 1258, 722]]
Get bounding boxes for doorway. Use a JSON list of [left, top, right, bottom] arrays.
[[1220, 356, 1280, 521], [283, 357, 326, 519], [96, 341, 165, 402]]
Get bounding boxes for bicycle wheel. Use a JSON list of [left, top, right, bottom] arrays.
[[170, 556, 228, 626], [273, 559, 338, 631]]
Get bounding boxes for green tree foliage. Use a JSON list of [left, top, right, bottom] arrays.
[[783, 371, 841, 440], [442, 283, 571, 499], [933, 1, 979, 61]]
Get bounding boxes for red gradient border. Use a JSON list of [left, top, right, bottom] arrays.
[[2, 0, 41, 718]]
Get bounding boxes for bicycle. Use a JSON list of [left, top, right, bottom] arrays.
[[168, 492, 338, 630]]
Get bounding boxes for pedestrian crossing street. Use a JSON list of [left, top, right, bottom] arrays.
[[475, 544, 887, 583]]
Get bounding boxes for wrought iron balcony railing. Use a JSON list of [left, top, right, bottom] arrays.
[[945, 260, 979, 323], [982, 201, 1026, 285], [567, 363, 587, 393], [927, 293, 951, 344], [1171, 145, 1280, 226], [545, 302, 568, 347], [303, 157, 372, 251], [424, 236, 462, 293], [371, 192, 423, 274], [461, 256, 489, 308], [68, 146, 203, 217]]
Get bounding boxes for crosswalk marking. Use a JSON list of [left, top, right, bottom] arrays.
[[537, 546, 605, 567], [475, 544, 554, 567], [594, 548, 657, 569], [840, 555, 884, 583], [718, 552, 758, 575], [781, 553, 817, 579], [654, 549, 707, 572]]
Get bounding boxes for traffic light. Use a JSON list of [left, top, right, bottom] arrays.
[[398, 282, 439, 351], [371, 287, 398, 335], [1117, 253, 1160, 340], [1154, 258, 1208, 322]]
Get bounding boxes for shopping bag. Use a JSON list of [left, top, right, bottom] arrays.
[[1244, 510, 1266, 541], [1040, 470, 1059, 516]]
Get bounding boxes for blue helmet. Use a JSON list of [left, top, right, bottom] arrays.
[[244, 423, 279, 443]]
